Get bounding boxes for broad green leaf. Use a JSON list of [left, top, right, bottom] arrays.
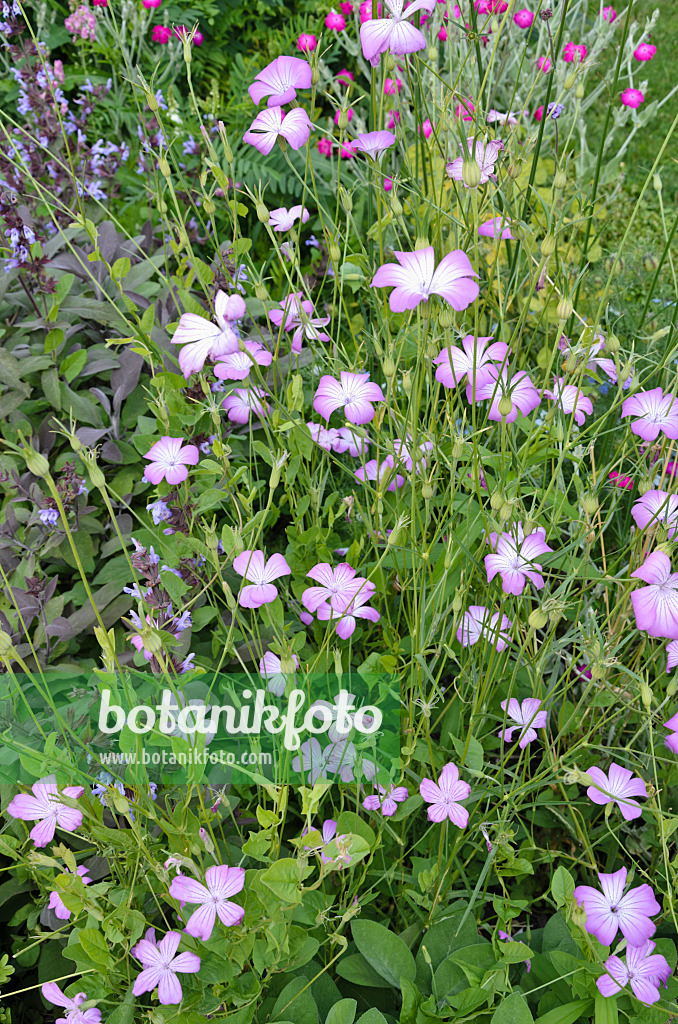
[[352, 919, 416, 987], [535, 999, 594, 1024], [260, 858, 310, 904], [326, 999, 357, 1024], [551, 867, 575, 909], [491, 993, 534, 1024], [594, 994, 617, 1024], [335, 953, 391, 989]]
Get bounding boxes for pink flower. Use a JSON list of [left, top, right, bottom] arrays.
[[586, 762, 648, 821], [334, 426, 370, 456], [222, 386, 269, 423], [470, 366, 541, 423], [308, 421, 340, 451], [337, 67, 355, 83], [438, 25, 447, 40], [602, 6, 617, 21], [631, 490, 678, 538], [313, 371, 385, 424], [536, 55, 551, 73], [634, 43, 656, 61], [478, 216, 514, 240], [143, 0, 162, 6], [500, 698, 547, 748], [49, 865, 92, 920], [42, 983, 101, 1024], [341, 0, 353, 12], [340, 141, 357, 159], [232, 550, 291, 608], [457, 606, 512, 650], [297, 33, 317, 52], [392, 435, 433, 472], [7, 777, 84, 848], [249, 56, 313, 107], [455, 98, 475, 120], [143, 437, 199, 485], [563, 42, 587, 62], [244, 106, 312, 155], [513, 8, 533, 27], [355, 455, 405, 491], [372, 246, 479, 312], [193, 30, 204, 45], [420, 763, 470, 826], [302, 562, 373, 613], [446, 137, 504, 186], [152, 25, 172, 43], [363, 782, 408, 816], [420, 118, 433, 138], [352, 130, 396, 160], [383, 176, 393, 191], [360, 0, 435, 66], [171, 290, 245, 378], [360, 0, 382, 20], [169, 865, 245, 939], [326, 10, 346, 29], [269, 293, 330, 352], [663, 705, 678, 751], [269, 205, 310, 232], [609, 471, 634, 490], [384, 76, 402, 94], [318, 137, 333, 156], [434, 334, 509, 389], [598, 940, 671, 1005], [622, 387, 678, 441], [631, 551, 678, 639], [259, 651, 299, 695], [213, 341, 273, 381], [485, 529, 552, 595], [573, 868, 659, 947], [543, 377, 593, 425], [534, 105, 544, 121], [621, 88, 644, 108], [132, 928, 201, 1005], [386, 110, 401, 130], [317, 589, 381, 637], [335, 107, 354, 125]]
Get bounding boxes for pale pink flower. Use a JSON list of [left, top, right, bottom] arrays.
[[355, 455, 405, 491], [132, 928, 201, 1005], [434, 335, 509, 389], [392, 435, 434, 472], [621, 389, 678, 441], [269, 293, 330, 353], [543, 377, 593, 425], [485, 529, 552, 595], [478, 216, 514, 240], [48, 865, 92, 920], [143, 437, 200, 485], [313, 372, 385, 425], [446, 137, 503, 186], [7, 776, 84, 848], [269, 205, 310, 232], [500, 698, 547, 748], [169, 865, 245, 939], [631, 551, 678, 639], [244, 106, 312, 155], [573, 868, 659, 947], [486, 109, 524, 125], [420, 762, 471, 826], [171, 290, 245, 377], [248, 55, 312, 107], [360, 0, 435, 67], [352, 130, 396, 160], [302, 562, 373, 613], [42, 983, 101, 1024], [597, 940, 671, 1005], [363, 781, 409, 816], [457, 605, 512, 650], [317, 589, 381, 638], [233, 550, 291, 608], [259, 651, 299, 695], [334, 426, 370, 456], [586, 762, 648, 821], [222, 386, 269, 423], [372, 246, 479, 312], [631, 490, 678, 538], [213, 341, 273, 381], [470, 366, 541, 422], [307, 421, 340, 451]]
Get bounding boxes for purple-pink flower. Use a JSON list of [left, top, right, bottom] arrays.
[[42, 983, 101, 1024], [420, 762, 471, 826], [313, 372, 385, 424], [244, 106, 312, 155], [352, 130, 397, 160], [169, 865, 245, 939], [363, 781, 409, 816], [360, 0, 435, 66], [434, 335, 509, 390], [269, 293, 330, 353], [269, 205, 310, 232], [543, 377, 593, 425], [478, 216, 514, 240], [663, 706, 678, 752], [49, 865, 92, 920], [485, 529, 552, 595], [634, 43, 656, 61], [471, 366, 541, 423], [621, 88, 644, 108], [573, 867, 660, 947], [499, 698, 547, 748], [371, 246, 479, 312], [598, 940, 671, 1005], [248, 55, 312, 107], [632, 490, 678, 538], [317, 589, 381, 638], [222, 386, 270, 423], [631, 551, 678, 639], [213, 341, 273, 381], [457, 605, 512, 650], [586, 763, 648, 820], [7, 777, 84, 848], [302, 562, 373, 613], [132, 928, 201, 1005], [446, 138, 504, 186], [171, 291, 245, 377], [232, 550, 292, 608], [143, 437, 200, 486], [622, 387, 678, 441], [355, 455, 405, 491]]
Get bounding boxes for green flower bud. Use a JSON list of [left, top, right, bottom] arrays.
[[329, 244, 341, 263], [89, 460, 106, 490], [564, 72, 577, 89], [497, 395, 514, 417], [256, 203, 269, 224], [24, 448, 49, 478], [557, 296, 573, 320], [590, 663, 606, 680], [438, 307, 453, 328], [158, 156, 171, 178], [540, 234, 556, 257], [529, 608, 548, 630], [337, 110, 349, 130], [422, 481, 434, 500], [620, 361, 633, 382], [554, 170, 567, 190], [203, 198, 216, 215], [338, 185, 352, 214], [255, 282, 269, 302], [280, 654, 297, 674], [575, 83, 585, 99], [640, 681, 652, 709], [638, 477, 653, 496], [582, 494, 598, 517], [420, 300, 432, 320], [222, 581, 236, 610], [461, 159, 482, 189], [499, 501, 513, 522], [653, 173, 662, 193], [382, 357, 396, 377], [452, 590, 463, 613], [311, 66, 320, 86], [390, 194, 403, 218], [452, 436, 465, 459], [385, 53, 396, 71], [0, 630, 14, 660], [490, 491, 504, 511], [564, 353, 579, 373], [507, 161, 523, 179], [402, 370, 412, 395], [606, 333, 620, 353], [414, 236, 429, 251], [427, 45, 438, 61]]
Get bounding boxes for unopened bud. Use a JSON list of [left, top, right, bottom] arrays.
[[620, 361, 633, 382], [582, 494, 598, 517], [638, 477, 653, 496], [142, 628, 163, 656], [280, 654, 297, 674], [329, 244, 341, 263], [564, 72, 577, 89], [88, 460, 106, 490], [554, 170, 567, 190], [564, 354, 579, 373], [452, 436, 465, 459], [497, 395, 514, 417], [507, 161, 523, 180], [0, 630, 14, 660], [554, 422, 565, 443], [385, 53, 395, 71], [203, 198, 215, 215], [529, 608, 548, 630], [24, 448, 49, 478], [653, 173, 662, 193], [461, 159, 482, 189], [255, 282, 269, 302], [422, 481, 434, 500], [452, 590, 463, 613], [590, 663, 606, 680], [668, 678, 678, 697], [256, 203, 269, 224], [146, 91, 159, 112], [382, 357, 396, 377], [311, 65, 320, 86], [402, 370, 412, 395], [557, 296, 573, 320], [390, 194, 403, 218], [420, 300, 432, 320], [222, 581, 236, 610], [499, 501, 513, 522], [541, 234, 556, 257], [640, 681, 652, 709], [158, 156, 171, 178], [438, 307, 454, 328], [414, 236, 429, 251], [198, 827, 215, 854], [490, 491, 504, 510], [606, 333, 620, 353], [652, 326, 671, 342], [338, 185, 352, 213], [575, 83, 585, 99], [337, 110, 349, 130], [428, 45, 438, 61]]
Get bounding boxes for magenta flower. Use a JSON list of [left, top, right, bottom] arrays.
[[326, 10, 346, 29], [363, 781, 409, 816], [434, 334, 509, 389], [49, 865, 92, 920], [297, 32, 316, 51], [213, 341, 273, 381], [478, 216, 514, 240], [573, 868, 659, 947], [169, 865, 245, 940], [586, 763, 648, 821], [543, 377, 593, 425], [269, 205, 310, 232], [485, 529, 552, 595], [513, 8, 534, 27], [132, 928, 201, 1005], [663, 706, 678, 752], [602, 5, 617, 21], [249, 55, 312, 107], [634, 43, 656, 61], [152, 25, 172, 43], [392, 435, 433, 472], [621, 88, 644, 108], [269, 293, 330, 353], [222, 386, 269, 423], [536, 55, 551, 72], [563, 41, 587, 62], [42, 983, 101, 1024], [171, 290, 245, 378], [598, 940, 671, 1006], [499, 698, 547, 748], [244, 106, 312, 155], [355, 455, 405, 491], [302, 562, 372, 613], [7, 777, 84, 848], [446, 137, 504, 185], [457, 606, 512, 650], [372, 246, 479, 312], [360, 0, 435, 66], [313, 372, 385, 424], [631, 551, 678, 639], [420, 763, 471, 826], [471, 366, 541, 423], [352, 130, 396, 160], [233, 550, 291, 608], [143, 437, 200, 485], [317, 589, 381, 638], [631, 490, 678, 538], [622, 388, 678, 440]]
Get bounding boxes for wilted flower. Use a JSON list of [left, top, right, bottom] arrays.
[[41, 983, 101, 1024]]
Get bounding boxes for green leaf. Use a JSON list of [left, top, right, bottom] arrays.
[[111, 257, 131, 280], [355, 1011, 387, 1024], [260, 858, 309, 904], [45, 328, 65, 353], [497, 940, 534, 965], [271, 977, 318, 1024], [41, 367, 62, 410], [335, 953, 391, 989], [60, 349, 88, 384], [535, 999, 594, 1024], [448, 943, 497, 985], [253, 440, 274, 466], [78, 927, 111, 968], [448, 988, 488, 1013], [326, 998, 357, 1024], [491, 993, 534, 1024], [594, 994, 617, 1024], [106, 990, 135, 1024], [551, 867, 575, 909], [351, 919, 416, 987]]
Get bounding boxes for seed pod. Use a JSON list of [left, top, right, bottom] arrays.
[[557, 296, 573, 320], [497, 395, 514, 417], [24, 448, 49, 478], [638, 477, 653, 496], [606, 333, 620, 352], [452, 590, 463, 613], [402, 370, 412, 394], [256, 203, 269, 224], [311, 66, 320, 85], [564, 72, 577, 89], [575, 83, 585, 99], [422, 482, 434, 500], [337, 110, 349, 130], [89, 460, 106, 490], [529, 608, 548, 630], [540, 234, 556, 257], [653, 173, 662, 193], [158, 156, 171, 178]]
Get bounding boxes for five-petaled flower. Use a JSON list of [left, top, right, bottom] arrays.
[[313, 371, 385, 424], [269, 205, 310, 232], [317, 588, 381, 637], [420, 762, 471, 826], [434, 335, 509, 390], [248, 55, 312, 106], [302, 562, 373, 612], [597, 940, 671, 1006], [499, 698, 548, 748], [143, 437, 200, 486], [585, 762, 648, 820], [372, 246, 479, 312], [7, 776, 84, 848], [543, 377, 593, 425], [485, 528, 553, 594], [471, 366, 541, 422], [360, 0, 436, 66], [169, 865, 245, 940], [42, 982, 101, 1024], [232, 549, 292, 608], [446, 138, 504, 186], [457, 605, 512, 650], [363, 781, 409, 816], [132, 928, 201, 1005], [171, 290, 245, 377], [631, 551, 678, 639], [244, 106, 312, 155], [621, 387, 678, 441], [573, 867, 660, 947]]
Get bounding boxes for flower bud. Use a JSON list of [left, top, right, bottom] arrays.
[[438, 307, 453, 328], [668, 678, 678, 697], [452, 436, 465, 459], [640, 681, 652, 709], [540, 234, 556, 257], [255, 282, 269, 302], [338, 185, 352, 213], [426, 340, 438, 360], [557, 296, 573, 320], [402, 370, 412, 395], [554, 422, 565, 443], [414, 236, 429, 251], [256, 203, 269, 224], [461, 159, 482, 189], [653, 173, 662, 193], [329, 244, 341, 263], [0, 630, 14, 660], [605, 333, 620, 353], [428, 45, 438, 61], [24, 447, 50, 478], [582, 494, 598, 517], [490, 491, 504, 510], [158, 156, 171, 178], [337, 110, 349, 130], [422, 481, 434, 500], [575, 83, 585, 99], [499, 501, 513, 522], [638, 477, 653, 496], [203, 198, 216, 215], [590, 663, 606, 680], [507, 161, 523, 179], [311, 65, 320, 86], [652, 326, 671, 342], [280, 654, 297, 674], [142, 628, 164, 656], [564, 353, 579, 373], [529, 608, 548, 630], [522, 518, 536, 536], [497, 395, 513, 417], [452, 590, 463, 613], [382, 357, 396, 378], [222, 581, 236, 610], [420, 300, 432, 320], [554, 169, 567, 190], [390, 194, 403, 218], [385, 53, 396, 71], [564, 72, 577, 89], [88, 460, 106, 490], [620, 361, 633, 382], [198, 827, 215, 855]]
